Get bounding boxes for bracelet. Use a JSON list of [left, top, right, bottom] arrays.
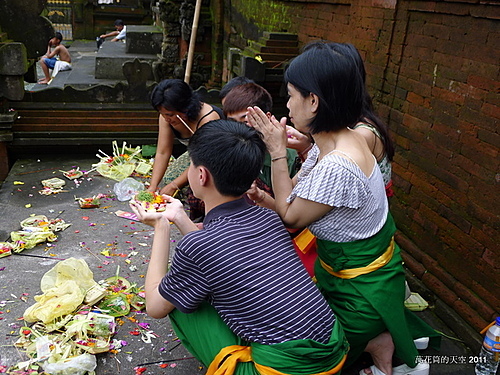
[[271, 155, 287, 162], [170, 181, 180, 190]]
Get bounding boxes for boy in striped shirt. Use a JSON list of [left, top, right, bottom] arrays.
[[130, 120, 348, 375]]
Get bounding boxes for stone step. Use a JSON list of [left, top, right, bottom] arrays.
[[16, 109, 157, 119], [248, 40, 299, 55], [245, 48, 297, 63], [262, 32, 298, 41], [13, 122, 158, 132], [258, 38, 298, 48], [15, 117, 157, 126], [262, 60, 289, 68]]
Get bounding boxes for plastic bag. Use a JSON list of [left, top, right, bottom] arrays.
[[113, 177, 144, 201], [43, 353, 97, 375], [40, 258, 97, 293], [24, 258, 98, 323], [11, 227, 57, 252]]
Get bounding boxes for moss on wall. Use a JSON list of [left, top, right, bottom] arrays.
[[231, 0, 292, 35]]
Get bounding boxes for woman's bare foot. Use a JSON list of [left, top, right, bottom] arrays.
[[38, 78, 50, 84], [362, 331, 394, 375]]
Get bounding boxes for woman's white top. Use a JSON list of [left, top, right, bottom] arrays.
[[287, 144, 388, 242]]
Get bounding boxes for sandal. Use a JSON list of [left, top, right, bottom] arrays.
[[359, 365, 387, 375], [393, 362, 430, 375], [359, 362, 429, 375]]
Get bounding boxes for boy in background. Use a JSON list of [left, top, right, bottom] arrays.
[[38, 32, 71, 84], [96, 19, 126, 50], [223, 82, 300, 202]]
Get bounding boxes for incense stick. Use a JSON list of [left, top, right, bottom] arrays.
[[176, 115, 194, 135]]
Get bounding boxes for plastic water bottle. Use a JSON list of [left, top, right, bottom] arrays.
[[475, 317, 500, 375]]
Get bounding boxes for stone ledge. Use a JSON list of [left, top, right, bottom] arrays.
[[95, 41, 156, 80], [126, 25, 162, 55]]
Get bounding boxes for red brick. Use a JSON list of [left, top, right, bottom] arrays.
[[422, 272, 458, 307], [399, 248, 427, 278], [460, 134, 498, 167], [441, 226, 485, 258], [422, 22, 450, 39], [477, 128, 500, 150], [466, 200, 499, 228], [481, 103, 500, 119], [436, 204, 472, 234], [409, 169, 438, 196], [402, 113, 431, 133], [486, 30, 500, 48], [453, 82, 488, 102], [392, 174, 412, 195], [435, 39, 465, 57], [409, 206, 440, 235], [433, 52, 457, 69], [464, 44, 499, 66], [468, 189, 500, 223], [405, 1, 432, 13], [393, 134, 410, 151], [432, 87, 466, 106], [453, 299, 490, 332], [476, 256, 500, 291], [482, 247, 500, 269], [435, 2, 470, 16], [423, 257, 458, 291], [470, 280, 500, 316], [467, 74, 500, 92], [454, 281, 495, 319], [400, 77, 432, 98]]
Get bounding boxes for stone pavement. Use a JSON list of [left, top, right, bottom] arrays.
[[0, 154, 479, 375], [0, 155, 204, 375]]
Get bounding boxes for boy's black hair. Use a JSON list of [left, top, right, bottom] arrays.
[[114, 19, 124, 26], [188, 120, 266, 197], [285, 41, 364, 134], [54, 32, 63, 42], [223, 83, 273, 117], [151, 79, 202, 121], [219, 76, 255, 100]]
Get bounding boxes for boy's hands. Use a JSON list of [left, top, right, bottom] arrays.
[[129, 195, 185, 227]]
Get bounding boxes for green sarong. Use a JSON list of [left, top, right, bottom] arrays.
[[169, 302, 349, 375], [314, 214, 441, 367]]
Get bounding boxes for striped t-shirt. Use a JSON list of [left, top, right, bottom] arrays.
[[158, 198, 336, 345], [287, 145, 388, 242]]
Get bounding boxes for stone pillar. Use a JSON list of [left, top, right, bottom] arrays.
[[0, 42, 28, 180], [152, 0, 181, 81]]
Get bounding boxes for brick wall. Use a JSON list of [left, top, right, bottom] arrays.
[[218, 0, 500, 333]]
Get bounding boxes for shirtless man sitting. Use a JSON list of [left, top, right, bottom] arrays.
[[38, 32, 71, 85]]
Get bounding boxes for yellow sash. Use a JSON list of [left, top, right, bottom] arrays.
[[319, 237, 395, 279], [206, 345, 346, 375]]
